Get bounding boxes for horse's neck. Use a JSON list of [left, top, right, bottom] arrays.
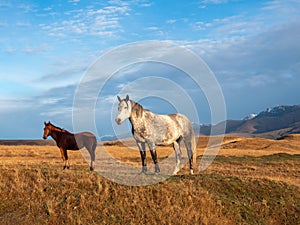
[[50, 129, 62, 143], [129, 101, 147, 128]]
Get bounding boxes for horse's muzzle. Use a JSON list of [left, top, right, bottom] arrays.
[[115, 118, 121, 125]]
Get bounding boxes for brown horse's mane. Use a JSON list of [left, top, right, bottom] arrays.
[[48, 123, 74, 135]]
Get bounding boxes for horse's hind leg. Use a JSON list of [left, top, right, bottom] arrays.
[[88, 149, 95, 171], [88, 142, 96, 171], [184, 140, 194, 174], [173, 140, 182, 175]]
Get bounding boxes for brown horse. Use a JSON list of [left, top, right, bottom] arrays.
[[43, 121, 97, 171]]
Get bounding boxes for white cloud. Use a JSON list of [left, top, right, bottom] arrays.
[[186, 20, 300, 90], [41, 3, 131, 38], [17, 3, 36, 13], [39, 97, 65, 105], [192, 14, 261, 38], [43, 7, 52, 11], [0, 97, 34, 112], [262, 0, 300, 15], [199, 0, 239, 7], [4, 46, 17, 54], [201, 0, 229, 4], [22, 44, 51, 54], [40, 107, 73, 117], [166, 19, 176, 24], [16, 21, 31, 27], [192, 21, 212, 31], [139, 3, 152, 7], [144, 26, 159, 31], [34, 58, 91, 90]]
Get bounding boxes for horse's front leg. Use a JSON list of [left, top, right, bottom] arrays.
[[136, 141, 147, 173], [147, 142, 160, 174], [60, 148, 69, 170]]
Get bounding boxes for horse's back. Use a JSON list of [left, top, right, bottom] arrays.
[[169, 113, 193, 136], [74, 132, 97, 149], [160, 113, 191, 129], [146, 112, 193, 145], [77, 131, 96, 138]]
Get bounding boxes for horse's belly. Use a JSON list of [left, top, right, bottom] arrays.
[[68, 143, 80, 150], [151, 121, 181, 145], [155, 135, 178, 146]]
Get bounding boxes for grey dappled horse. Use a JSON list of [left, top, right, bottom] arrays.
[[115, 95, 196, 175]]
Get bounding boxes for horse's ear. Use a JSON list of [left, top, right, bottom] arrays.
[[125, 95, 129, 101], [117, 96, 122, 102], [44, 121, 46, 125]]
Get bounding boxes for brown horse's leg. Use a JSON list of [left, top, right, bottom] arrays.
[[88, 147, 95, 171], [88, 141, 96, 171], [60, 148, 69, 170]]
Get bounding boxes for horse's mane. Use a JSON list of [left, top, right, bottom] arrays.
[[49, 123, 74, 135], [131, 100, 144, 118]]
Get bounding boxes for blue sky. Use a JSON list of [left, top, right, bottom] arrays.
[[1, 0, 300, 139]]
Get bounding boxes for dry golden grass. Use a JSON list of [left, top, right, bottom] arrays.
[[0, 135, 300, 224], [102, 135, 300, 187], [0, 145, 87, 169]]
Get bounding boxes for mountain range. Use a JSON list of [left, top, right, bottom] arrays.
[[200, 105, 300, 139]]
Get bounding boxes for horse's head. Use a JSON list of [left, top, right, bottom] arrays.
[[115, 95, 132, 125], [43, 121, 52, 139]]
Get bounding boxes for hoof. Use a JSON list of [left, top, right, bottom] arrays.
[[190, 169, 194, 175], [141, 166, 147, 174], [63, 165, 70, 170], [90, 167, 94, 171], [173, 167, 180, 175], [154, 164, 160, 173]]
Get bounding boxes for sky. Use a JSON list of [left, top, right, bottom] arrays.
[[0, 0, 300, 139]]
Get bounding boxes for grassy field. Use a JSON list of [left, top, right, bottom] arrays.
[[0, 135, 300, 224]]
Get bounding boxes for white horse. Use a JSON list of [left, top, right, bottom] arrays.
[[115, 95, 196, 175]]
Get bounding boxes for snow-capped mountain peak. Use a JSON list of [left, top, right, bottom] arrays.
[[243, 113, 257, 120]]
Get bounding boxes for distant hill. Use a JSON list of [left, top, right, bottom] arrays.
[[200, 105, 300, 139], [0, 140, 55, 146]]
